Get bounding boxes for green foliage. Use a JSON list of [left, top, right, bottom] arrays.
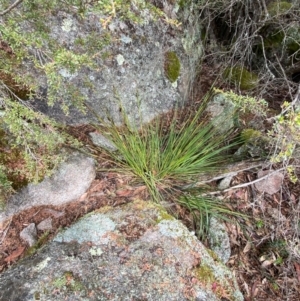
[[267, 1, 293, 17], [94, 0, 165, 25], [263, 28, 285, 49], [91, 94, 238, 202], [177, 193, 246, 239], [286, 27, 300, 57], [0, 0, 94, 195], [0, 0, 96, 111], [0, 164, 12, 208], [0, 98, 81, 196], [240, 129, 262, 142], [213, 88, 268, 117], [255, 219, 264, 229], [223, 67, 259, 90], [25, 231, 51, 257], [261, 239, 289, 262], [164, 51, 181, 83], [269, 101, 300, 164], [88, 93, 243, 237], [52, 271, 85, 292]]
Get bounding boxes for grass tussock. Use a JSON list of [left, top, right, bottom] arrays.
[[88, 93, 245, 236]]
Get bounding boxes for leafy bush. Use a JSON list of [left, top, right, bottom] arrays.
[[0, 0, 90, 195], [213, 88, 268, 117], [0, 98, 81, 198]]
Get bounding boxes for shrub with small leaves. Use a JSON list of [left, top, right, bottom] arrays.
[[268, 101, 300, 182], [213, 88, 268, 117]]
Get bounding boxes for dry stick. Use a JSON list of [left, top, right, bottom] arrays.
[[221, 167, 286, 192], [275, 54, 299, 101], [0, 218, 12, 245], [195, 160, 267, 185], [0, 0, 24, 16], [259, 35, 276, 79], [205, 166, 293, 196]]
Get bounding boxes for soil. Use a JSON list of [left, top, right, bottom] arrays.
[[1, 65, 300, 301]]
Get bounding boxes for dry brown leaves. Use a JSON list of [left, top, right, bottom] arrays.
[[224, 168, 300, 301], [0, 172, 149, 273]]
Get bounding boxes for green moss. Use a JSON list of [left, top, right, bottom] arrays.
[[52, 271, 85, 292], [240, 129, 262, 142], [25, 231, 51, 257], [264, 30, 285, 48], [178, 0, 190, 9], [194, 263, 236, 300], [0, 127, 28, 192], [223, 66, 258, 90], [34, 291, 41, 300], [267, 1, 292, 17], [155, 205, 175, 223], [194, 264, 216, 284], [164, 51, 181, 83], [206, 248, 221, 262], [286, 27, 300, 57]]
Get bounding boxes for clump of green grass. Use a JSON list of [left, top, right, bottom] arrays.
[[177, 192, 245, 239], [88, 93, 244, 235]]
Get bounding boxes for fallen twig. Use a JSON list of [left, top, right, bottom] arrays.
[[0, 218, 12, 245], [0, 0, 24, 16]]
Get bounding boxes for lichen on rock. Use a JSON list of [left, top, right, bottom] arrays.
[[0, 199, 243, 301]]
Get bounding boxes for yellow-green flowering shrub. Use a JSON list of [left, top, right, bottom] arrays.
[[269, 101, 300, 182], [213, 88, 268, 117]]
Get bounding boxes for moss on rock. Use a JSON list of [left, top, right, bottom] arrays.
[[223, 66, 258, 90], [52, 271, 85, 292], [267, 1, 292, 17], [164, 51, 181, 83], [240, 128, 262, 142]]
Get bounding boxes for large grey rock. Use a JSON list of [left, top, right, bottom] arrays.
[[18, 2, 203, 126], [0, 200, 243, 301], [0, 153, 95, 227]]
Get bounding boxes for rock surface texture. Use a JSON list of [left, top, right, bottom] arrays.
[[0, 200, 243, 301], [0, 153, 95, 227], [22, 1, 203, 125]]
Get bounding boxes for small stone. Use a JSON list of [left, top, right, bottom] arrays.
[[218, 175, 233, 190], [255, 170, 284, 194], [37, 218, 53, 231], [89, 132, 117, 151], [20, 223, 37, 246]]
